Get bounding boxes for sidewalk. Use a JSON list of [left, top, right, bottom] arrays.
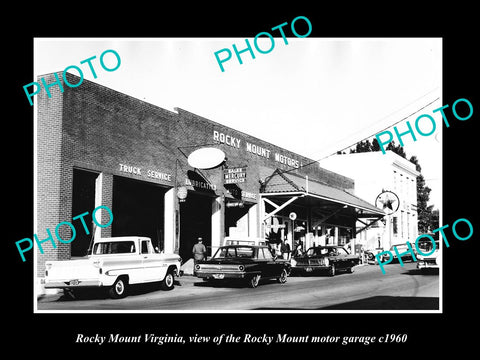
[[180, 258, 195, 275]]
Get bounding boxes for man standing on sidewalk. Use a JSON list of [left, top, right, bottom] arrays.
[[192, 237, 207, 263], [280, 240, 291, 260]]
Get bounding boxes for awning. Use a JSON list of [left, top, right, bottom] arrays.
[[260, 169, 385, 220]]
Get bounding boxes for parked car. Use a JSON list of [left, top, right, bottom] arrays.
[[364, 247, 385, 264], [44, 236, 182, 299], [194, 245, 290, 288], [382, 243, 416, 263], [417, 240, 441, 271], [291, 245, 360, 276]]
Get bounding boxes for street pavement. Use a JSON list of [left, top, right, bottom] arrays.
[[36, 262, 439, 311]]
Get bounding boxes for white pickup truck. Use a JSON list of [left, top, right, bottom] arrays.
[[44, 236, 182, 299]]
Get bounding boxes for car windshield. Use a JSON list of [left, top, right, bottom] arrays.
[[306, 248, 321, 256], [214, 247, 254, 259], [306, 247, 342, 256], [417, 241, 439, 253], [92, 241, 136, 255]]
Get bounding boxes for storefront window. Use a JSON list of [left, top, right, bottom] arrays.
[[401, 210, 405, 238], [338, 227, 350, 246]]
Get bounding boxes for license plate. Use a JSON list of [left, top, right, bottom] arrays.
[[213, 274, 225, 279], [306, 267, 313, 272], [70, 279, 79, 286]]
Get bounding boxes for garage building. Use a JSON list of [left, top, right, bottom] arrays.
[[36, 72, 384, 278]]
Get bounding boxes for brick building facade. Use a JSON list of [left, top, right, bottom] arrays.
[[36, 72, 384, 278]]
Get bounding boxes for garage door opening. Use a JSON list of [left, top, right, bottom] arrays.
[[179, 192, 212, 261], [71, 168, 98, 257], [112, 176, 167, 251]]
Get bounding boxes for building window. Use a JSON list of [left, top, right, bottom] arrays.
[[406, 176, 409, 204], [393, 217, 398, 235], [400, 173, 403, 197], [338, 228, 349, 246], [411, 179, 416, 205], [406, 213, 410, 241], [400, 210, 405, 238]]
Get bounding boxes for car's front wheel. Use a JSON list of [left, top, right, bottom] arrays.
[[249, 274, 261, 288], [328, 264, 336, 277], [277, 269, 288, 284], [109, 276, 128, 299], [160, 270, 175, 291]]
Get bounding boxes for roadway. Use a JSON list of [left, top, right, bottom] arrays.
[[36, 262, 439, 311]]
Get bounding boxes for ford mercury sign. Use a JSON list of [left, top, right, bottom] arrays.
[[224, 167, 247, 184]]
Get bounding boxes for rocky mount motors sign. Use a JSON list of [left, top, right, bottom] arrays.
[[224, 167, 247, 184]]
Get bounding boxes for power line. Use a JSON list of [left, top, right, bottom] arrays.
[[325, 87, 440, 152], [265, 96, 441, 182], [331, 96, 440, 156]]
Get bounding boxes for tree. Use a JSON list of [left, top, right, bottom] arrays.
[[386, 140, 407, 159], [350, 140, 372, 154], [409, 155, 435, 234], [371, 138, 380, 151]]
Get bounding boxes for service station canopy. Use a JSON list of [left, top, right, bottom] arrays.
[[260, 169, 385, 234]]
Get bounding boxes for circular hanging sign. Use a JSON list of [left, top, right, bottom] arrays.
[[187, 147, 226, 169], [375, 190, 400, 215], [289, 212, 297, 221], [177, 186, 188, 202]]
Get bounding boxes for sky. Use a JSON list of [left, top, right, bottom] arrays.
[[34, 37, 442, 208]]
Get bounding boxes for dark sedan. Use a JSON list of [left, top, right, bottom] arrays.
[[291, 245, 360, 276], [194, 245, 291, 288]]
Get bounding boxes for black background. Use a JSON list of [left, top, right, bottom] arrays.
[[6, 3, 478, 355]]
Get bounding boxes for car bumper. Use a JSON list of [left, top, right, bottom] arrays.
[[292, 265, 330, 273], [391, 256, 414, 262], [195, 271, 248, 280], [417, 261, 439, 269], [44, 279, 103, 289]]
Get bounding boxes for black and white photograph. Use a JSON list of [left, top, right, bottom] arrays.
[[32, 37, 443, 313], [7, 4, 478, 355]]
